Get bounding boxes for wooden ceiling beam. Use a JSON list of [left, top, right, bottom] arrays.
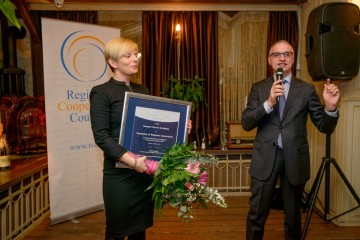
[[25, 0, 307, 10], [13, 0, 40, 42], [25, 0, 308, 3]]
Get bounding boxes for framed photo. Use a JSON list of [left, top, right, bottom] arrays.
[[117, 92, 192, 167]]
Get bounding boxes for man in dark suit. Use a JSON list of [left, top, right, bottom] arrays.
[[242, 40, 340, 240]]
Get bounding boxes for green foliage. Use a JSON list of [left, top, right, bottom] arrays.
[[147, 143, 195, 211], [162, 74, 207, 112], [146, 143, 226, 222], [0, 0, 21, 29]]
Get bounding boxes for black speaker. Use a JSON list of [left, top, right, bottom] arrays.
[[306, 2, 360, 81]]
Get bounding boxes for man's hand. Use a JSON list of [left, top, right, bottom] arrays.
[[323, 78, 340, 111], [267, 79, 284, 108]]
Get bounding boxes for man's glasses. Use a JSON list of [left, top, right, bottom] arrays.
[[270, 52, 294, 58]]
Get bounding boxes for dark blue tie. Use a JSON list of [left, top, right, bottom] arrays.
[[277, 80, 286, 148], [279, 94, 285, 119]]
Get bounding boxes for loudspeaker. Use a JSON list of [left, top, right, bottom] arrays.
[[306, 2, 360, 81]]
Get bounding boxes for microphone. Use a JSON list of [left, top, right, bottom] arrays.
[[275, 68, 283, 102]]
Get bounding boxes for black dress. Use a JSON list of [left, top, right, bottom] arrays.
[[90, 78, 154, 238]]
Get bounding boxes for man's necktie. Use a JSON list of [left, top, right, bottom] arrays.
[[279, 94, 285, 119], [277, 80, 287, 148]]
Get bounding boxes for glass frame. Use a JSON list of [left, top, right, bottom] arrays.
[[117, 92, 192, 166]]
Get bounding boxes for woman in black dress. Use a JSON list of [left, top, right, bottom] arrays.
[[90, 37, 153, 240]]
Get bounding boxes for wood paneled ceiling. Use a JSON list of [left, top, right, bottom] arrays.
[[24, 0, 308, 10], [24, 0, 308, 4], [13, 0, 307, 42]]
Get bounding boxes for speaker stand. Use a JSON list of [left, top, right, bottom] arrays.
[[301, 133, 360, 239]]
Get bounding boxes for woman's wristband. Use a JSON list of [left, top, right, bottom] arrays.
[[130, 157, 137, 169]]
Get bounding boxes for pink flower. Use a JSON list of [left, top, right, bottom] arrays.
[[198, 171, 208, 185], [145, 160, 159, 175], [184, 182, 195, 191], [185, 162, 200, 174]]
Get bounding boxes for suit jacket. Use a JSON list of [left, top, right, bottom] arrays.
[[242, 76, 338, 185]]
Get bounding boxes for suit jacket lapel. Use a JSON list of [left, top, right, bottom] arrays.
[[282, 77, 301, 120]]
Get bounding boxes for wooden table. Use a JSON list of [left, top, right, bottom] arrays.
[[0, 154, 49, 240]]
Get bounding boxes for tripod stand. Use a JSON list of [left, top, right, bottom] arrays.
[[301, 133, 360, 239]]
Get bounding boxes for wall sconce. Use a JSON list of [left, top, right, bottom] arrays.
[[175, 23, 181, 79], [175, 23, 181, 39]]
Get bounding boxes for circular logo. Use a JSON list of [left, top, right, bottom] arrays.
[[60, 31, 107, 83]]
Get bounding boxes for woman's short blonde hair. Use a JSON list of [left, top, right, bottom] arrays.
[[104, 37, 138, 63]]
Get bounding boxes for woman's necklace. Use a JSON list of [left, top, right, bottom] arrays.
[[126, 83, 133, 92]]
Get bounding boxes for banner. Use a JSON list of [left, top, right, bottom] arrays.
[[42, 18, 120, 224]]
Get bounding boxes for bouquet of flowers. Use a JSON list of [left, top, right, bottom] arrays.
[[144, 143, 227, 222]]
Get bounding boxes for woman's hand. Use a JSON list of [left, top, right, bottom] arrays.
[[133, 155, 149, 174], [125, 152, 149, 174], [187, 119, 192, 134]]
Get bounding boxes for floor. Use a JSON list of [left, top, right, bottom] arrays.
[[24, 196, 360, 240]]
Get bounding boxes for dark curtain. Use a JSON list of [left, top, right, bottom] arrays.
[[142, 11, 220, 147], [266, 11, 299, 76], [29, 11, 98, 96]]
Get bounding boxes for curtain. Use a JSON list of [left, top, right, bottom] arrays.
[[266, 11, 299, 76], [218, 12, 269, 144], [217, 11, 298, 146], [97, 11, 142, 84], [142, 11, 220, 147]]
